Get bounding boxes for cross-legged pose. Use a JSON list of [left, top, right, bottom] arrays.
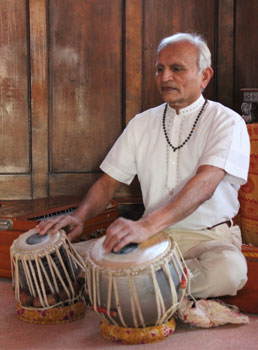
[[37, 33, 250, 299]]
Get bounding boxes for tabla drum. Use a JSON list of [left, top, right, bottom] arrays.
[[10, 228, 86, 324], [85, 231, 189, 329]]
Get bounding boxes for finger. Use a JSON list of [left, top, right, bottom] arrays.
[[36, 215, 65, 230], [37, 216, 71, 235], [108, 234, 133, 253], [102, 227, 124, 250], [103, 230, 130, 253], [36, 220, 59, 235], [67, 226, 83, 241], [35, 220, 53, 230], [47, 216, 75, 235], [102, 219, 126, 246]]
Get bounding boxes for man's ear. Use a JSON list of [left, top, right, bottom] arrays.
[[201, 67, 214, 90]]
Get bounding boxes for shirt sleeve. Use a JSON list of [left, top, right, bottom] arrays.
[[199, 116, 250, 185], [100, 119, 137, 185]]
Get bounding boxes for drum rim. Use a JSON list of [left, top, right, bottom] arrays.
[[10, 229, 66, 256], [86, 233, 183, 276]]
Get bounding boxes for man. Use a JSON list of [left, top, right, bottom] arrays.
[[37, 33, 250, 299]]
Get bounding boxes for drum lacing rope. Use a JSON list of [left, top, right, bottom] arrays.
[[150, 264, 166, 325], [106, 271, 119, 325], [127, 271, 145, 328], [172, 243, 191, 317], [56, 248, 75, 299], [14, 257, 22, 301], [96, 268, 101, 307], [65, 246, 77, 281], [158, 259, 179, 324], [38, 258, 55, 295], [20, 250, 84, 310], [12, 233, 86, 310], [64, 238, 86, 271], [46, 253, 59, 292], [87, 234, 190, 327], [153, 242, 189, 325], [10, 249, 15, 287], [48, 253, 72, 301], [92, 266, 100, 318], [174, 242, 191, 296], [35, 257, 49, 306], [90, 267, 116, 325], [127, 274, 138, 328], [28, 250, 81, 308], [28, 259, 46, 307], [86, 262, 92, 303], [113, 276, 127, 328], [22, 258, 35, 296]]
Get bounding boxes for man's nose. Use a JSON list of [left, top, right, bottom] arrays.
[[161, 69, 173, 82]]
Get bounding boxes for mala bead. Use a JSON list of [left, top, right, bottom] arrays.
[[163, 99, 207, 152]]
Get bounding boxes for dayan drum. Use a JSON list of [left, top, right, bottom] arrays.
[[10, 228, 86, 324], [86, 231, 189, 328]]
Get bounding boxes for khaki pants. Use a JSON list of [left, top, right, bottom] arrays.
[[165, 224, 248, 299]]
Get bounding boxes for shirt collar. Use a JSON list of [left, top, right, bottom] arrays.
[[167, 95, 205, 117]]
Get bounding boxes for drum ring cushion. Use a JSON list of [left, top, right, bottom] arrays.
[[16, 301, 86, 324], [99, 317, 176, 344]]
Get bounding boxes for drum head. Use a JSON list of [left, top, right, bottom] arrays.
[[12, 228, 65, 254], [89, 231, 172, 269]]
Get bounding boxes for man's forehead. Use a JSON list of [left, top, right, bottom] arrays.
[[155, 59, 184, 67], [156, 42, 198, 64]]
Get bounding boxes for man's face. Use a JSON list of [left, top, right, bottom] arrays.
[[155, 41, 212, 112]]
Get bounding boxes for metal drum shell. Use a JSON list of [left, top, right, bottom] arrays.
[[86, 232, 188, 328]]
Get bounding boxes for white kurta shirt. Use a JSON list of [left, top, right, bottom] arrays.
[[100, 95, 250, 230]]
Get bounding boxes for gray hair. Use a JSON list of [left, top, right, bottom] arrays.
[[157, 33, 211, 72]]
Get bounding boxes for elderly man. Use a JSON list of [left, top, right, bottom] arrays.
[[37, 33, 250, 299]]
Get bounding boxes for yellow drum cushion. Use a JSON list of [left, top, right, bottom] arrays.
[[16, 301, 86, 324], [99, 317, 176, 344]]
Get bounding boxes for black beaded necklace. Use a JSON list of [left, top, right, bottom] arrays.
[[162, 99, 207, 152]]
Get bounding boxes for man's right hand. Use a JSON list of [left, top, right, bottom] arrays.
[[35, 173, 121, 242], [36, 214, 84, 241]]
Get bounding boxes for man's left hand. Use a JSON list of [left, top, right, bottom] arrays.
[[102, 217, 153, 253]]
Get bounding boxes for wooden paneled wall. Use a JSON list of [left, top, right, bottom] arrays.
[[0, 0, 257, 200]]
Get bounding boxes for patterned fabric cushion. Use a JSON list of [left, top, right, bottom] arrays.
[[16, 301, 86, 324], [99, 317, 176, 344], [177, 298, 249, 328]]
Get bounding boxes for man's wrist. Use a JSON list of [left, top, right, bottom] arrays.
[[139, 215, 159, 237], [71, 210, 85, 226]]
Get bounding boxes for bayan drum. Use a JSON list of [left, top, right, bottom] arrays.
[[10, 228, 86, 324], [86, 231, 189, 329]]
